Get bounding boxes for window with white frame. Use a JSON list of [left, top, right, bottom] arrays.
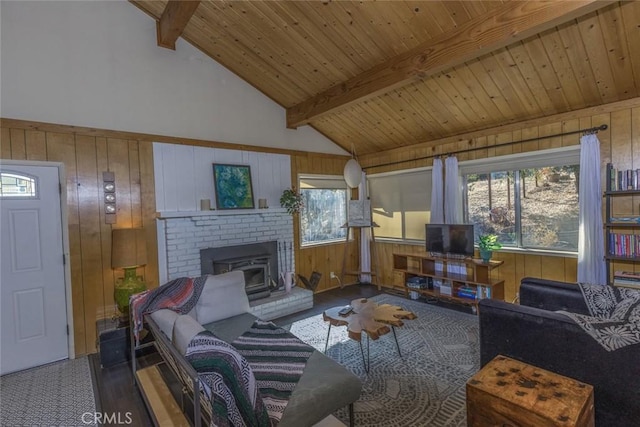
[[299, 174, 348, 246], [461, 146, 581, 252], [0, 172, 37, 198], [368, 168, 432, 242]]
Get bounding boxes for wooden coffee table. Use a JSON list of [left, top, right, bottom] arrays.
[[323, 298, 416, 372]]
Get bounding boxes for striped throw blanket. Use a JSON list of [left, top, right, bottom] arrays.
[[232, 320, 315, 424], [130, 276, 207, 342], [187, 331, 270, 427]]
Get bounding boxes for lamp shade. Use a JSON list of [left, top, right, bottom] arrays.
[[112, 228, 147, 269], [344, 158, 362, 188]]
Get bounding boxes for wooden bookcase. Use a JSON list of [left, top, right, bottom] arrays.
[[604, 162, 640, 284], [392, 253, 504, 310]]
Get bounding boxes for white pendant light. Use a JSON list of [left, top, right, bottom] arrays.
[[344, 158, 362, 188]]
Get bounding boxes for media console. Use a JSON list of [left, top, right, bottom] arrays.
[[392, 253, 504, 312]]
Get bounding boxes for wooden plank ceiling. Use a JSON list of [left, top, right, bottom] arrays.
[[130, 1, 640, 157]]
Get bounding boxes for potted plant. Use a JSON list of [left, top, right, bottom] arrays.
[[478, 234, 502, 263], [280, 187, 304, 214]]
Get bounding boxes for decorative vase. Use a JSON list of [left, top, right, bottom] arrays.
[[114, 267, 146, 318], [284, 271, 294, 293], [480, 249, 493, 263]]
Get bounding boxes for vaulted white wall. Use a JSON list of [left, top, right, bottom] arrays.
[[0, 1, 346, 155]]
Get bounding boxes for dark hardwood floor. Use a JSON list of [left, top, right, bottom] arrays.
[[89, 283, 384, 426]]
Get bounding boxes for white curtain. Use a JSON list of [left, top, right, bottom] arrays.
[[577, 134, 606, 285], [430, 158, 444, 223], [444, 156, 465, 274], [358, 171, 372, 283], [444, 156, 463, 224]]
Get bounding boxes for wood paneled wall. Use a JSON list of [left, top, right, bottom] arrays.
[[290, 153, 358, 293], [361, 97, 640, 301], [0, 118, 353, 355], [0, 123, 158, 355]]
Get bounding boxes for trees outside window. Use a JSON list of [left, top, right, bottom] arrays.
[[465, 163, 580, 252], [299, 175, 348, 246]]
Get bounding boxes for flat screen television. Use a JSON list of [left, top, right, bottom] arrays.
[[425, 223, 474, 257]]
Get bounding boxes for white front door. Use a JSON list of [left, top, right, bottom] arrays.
[[1, 164, 69, 374]]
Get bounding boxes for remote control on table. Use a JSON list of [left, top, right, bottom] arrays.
[[338, 305, 353, 316]]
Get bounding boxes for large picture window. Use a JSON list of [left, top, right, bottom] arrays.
[[299, 175, 348, 247], [462, 147, 580, 252], [368, 168, 431, 242]]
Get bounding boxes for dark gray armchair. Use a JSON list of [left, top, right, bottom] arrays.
[[478, 277, 640, 427]]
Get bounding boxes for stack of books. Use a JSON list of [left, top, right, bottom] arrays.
[[608, 233, 640, 258], [613, 271, 640, 289], [456, 285, 477, 300], [610, 166, 640, 190]]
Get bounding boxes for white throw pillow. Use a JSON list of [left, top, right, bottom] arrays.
[[173, 314, 206, 355], [195, 271, 250, 325]]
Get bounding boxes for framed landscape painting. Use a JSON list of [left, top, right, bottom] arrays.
[[212, 164, 255, 209]]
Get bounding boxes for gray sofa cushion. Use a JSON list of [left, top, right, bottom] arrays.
[[173, 314, 206, 355], [149, 309, 179, 339], [202, 312, 258, 342], [279, 350, 361, 426], [195, 271, 250, 325]]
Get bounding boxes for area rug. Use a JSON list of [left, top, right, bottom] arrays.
[[285, 294, 479, 427], [0, 356, 97, 426]]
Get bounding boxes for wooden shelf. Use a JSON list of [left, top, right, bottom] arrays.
[[604, 190, 640, 196], [405, 270, 505, 288], [136, 365, 189, 427], [392, 252, 505, 309], [413, 288, 480, 306], [604, 163, 640, 284], [605, 255, 640, 261]]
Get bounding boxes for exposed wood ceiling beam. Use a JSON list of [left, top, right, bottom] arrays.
[[286, 0, 614, 129], [156, 0, 201, 50]]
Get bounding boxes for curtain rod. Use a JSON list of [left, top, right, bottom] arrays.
[[363, 124, 608, 170]]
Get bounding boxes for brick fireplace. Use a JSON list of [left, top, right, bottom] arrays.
[[156, 209, 312, 319], [158, 209, 294, 281]]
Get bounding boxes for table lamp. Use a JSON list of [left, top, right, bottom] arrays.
[[112, 228, 147, 319]]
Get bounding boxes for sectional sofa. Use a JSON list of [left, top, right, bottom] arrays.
[[133, 271, 361, 426]]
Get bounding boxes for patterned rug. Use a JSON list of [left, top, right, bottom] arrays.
[[285, 294, 479, 427], [0, 356, 97, 426]]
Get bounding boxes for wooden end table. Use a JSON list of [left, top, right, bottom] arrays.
[[323, 298, 416, 372], [466, 355, 595, 427]]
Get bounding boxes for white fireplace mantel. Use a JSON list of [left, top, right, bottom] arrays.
[[157, 208, 288, 219]]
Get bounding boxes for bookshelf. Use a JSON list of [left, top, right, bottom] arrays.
[[392, 253, 504, 312], [604, 163, 640, 284]]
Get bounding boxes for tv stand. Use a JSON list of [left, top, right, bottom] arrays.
[[393, 252, 504, 312], [429, 252, 468, 260]]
